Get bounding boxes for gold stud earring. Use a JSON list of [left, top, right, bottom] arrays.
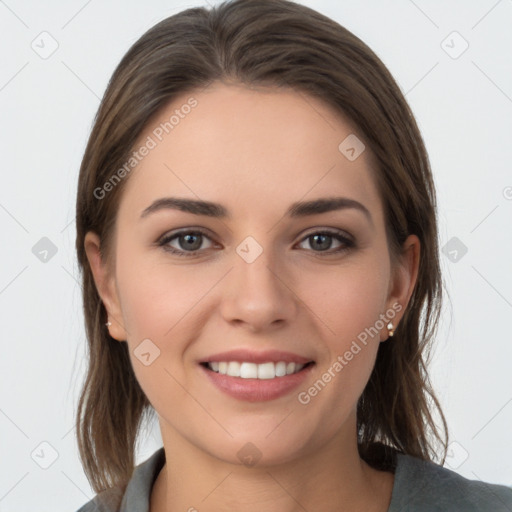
[[387, 322, 395, 338]]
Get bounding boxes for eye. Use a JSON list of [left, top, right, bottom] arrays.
[[157, 228, 355, 257], [297, 230, 354, 255], [158, 229, 215, 256]]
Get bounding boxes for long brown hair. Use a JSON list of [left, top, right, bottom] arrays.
[[75, 0, 448, 495]]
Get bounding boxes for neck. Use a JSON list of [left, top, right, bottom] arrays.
[[151, 414, 394, 512]]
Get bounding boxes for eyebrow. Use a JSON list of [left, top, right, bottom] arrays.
[[140, 196, 373, 224]]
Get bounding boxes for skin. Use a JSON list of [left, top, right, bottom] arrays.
[[85, 81, 420, 512]]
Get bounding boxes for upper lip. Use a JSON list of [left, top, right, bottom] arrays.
[[201, 349, 314, 365]]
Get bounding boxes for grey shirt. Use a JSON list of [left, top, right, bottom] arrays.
[[76, 447, 512, 511]]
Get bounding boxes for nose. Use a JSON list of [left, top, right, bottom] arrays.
[[219, 249, 299, 333]]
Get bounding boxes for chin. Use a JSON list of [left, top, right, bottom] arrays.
[[195, 427, 314, 469]]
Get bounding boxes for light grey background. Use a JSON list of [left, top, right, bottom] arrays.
[[1, 0, 511, 510]]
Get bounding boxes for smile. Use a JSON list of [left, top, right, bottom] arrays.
[[200, 351, 315, 401], [205, 361, 308, 379]]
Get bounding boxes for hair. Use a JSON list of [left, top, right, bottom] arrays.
[[75, 0, 448, 496]]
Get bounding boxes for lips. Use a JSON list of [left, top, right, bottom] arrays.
[[199, 349, 315, 401]]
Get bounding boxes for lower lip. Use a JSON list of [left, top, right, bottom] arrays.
[[200, 364, 314, 402]]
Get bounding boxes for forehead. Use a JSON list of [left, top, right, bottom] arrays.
[[118, 82, 383, 224]]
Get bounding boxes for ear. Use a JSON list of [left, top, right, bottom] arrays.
[[84, 231, 127, 342], [382, 234, 420, 339]]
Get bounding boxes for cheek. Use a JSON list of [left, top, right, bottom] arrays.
[[116, 246, 218, 341], [297, 260, 390, 345], [114, 256, 217, 406], [292, 260, 389, 410]]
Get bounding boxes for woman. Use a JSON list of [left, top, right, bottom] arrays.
[[74, 1, 512, 510]]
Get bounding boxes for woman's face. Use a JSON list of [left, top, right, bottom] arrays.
[[86, 82, 418, 467]]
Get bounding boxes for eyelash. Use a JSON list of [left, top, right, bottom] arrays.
[[157, 228, 355, 257]]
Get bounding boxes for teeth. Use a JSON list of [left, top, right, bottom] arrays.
[[257, 362, 275, 380], [207, 361, 306, 379], [240, 362, 257, 378], [275, 361, 287, 377], [227, 361, 240, 377]]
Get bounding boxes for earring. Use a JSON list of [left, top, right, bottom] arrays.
[[387, 322, 395, 338], [105, 321, 112, 327]]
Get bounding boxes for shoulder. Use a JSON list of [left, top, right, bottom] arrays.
[[74, 448, 166, 512], [389, 452, 512, 511], [75, 486, 125, 512]]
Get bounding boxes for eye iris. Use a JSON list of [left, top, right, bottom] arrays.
[[310, 234, 332, 251], [180, 233, 202, 251]]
